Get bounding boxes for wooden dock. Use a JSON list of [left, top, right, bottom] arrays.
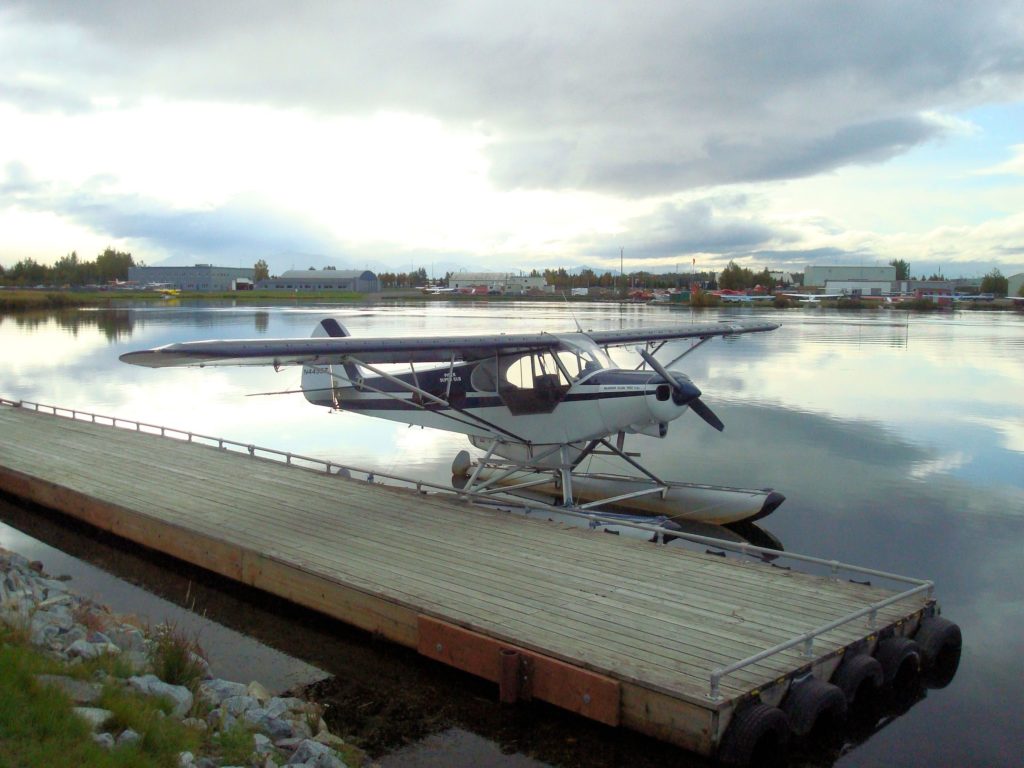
[[0, 400, 936, 760]]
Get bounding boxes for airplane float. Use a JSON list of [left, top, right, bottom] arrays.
[[120, 318, 784, 528]]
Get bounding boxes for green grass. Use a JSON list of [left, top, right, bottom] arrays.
[[0, 631, 201, 768]]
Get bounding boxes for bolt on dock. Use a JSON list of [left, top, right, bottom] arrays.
[[0, 399, 961, 765]]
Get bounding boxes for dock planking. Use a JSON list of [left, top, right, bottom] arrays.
[[0, 402, 934, 757]]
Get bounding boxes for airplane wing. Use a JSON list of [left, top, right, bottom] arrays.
[[120, 321, 778, 368]]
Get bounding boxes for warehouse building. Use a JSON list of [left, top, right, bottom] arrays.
[[128, 264, 255, 291], [1009, 273, 1024, 297], [258, 269, 379, 292], [448, 272, 549, 293], [804, 265, 895, 288]]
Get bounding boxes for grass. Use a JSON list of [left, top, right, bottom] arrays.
[[0, 636, 200, 768], [148, 621, 207, 690]]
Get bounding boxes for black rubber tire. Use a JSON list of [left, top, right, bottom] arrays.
[[780, 677, 847, 737], [717, 703, 789, 767], [831, 653, 883, 705], [914, 616, 962, 688], [874, 636, 921, 686]]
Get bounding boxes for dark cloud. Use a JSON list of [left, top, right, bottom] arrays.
[[5, 1, 1024, 196]]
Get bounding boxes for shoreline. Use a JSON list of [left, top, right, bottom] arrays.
[[0, 287, 1020, 313]]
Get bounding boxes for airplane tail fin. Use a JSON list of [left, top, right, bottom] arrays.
[[301, 318, 356, 405]]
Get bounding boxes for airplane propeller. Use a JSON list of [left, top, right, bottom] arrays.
[[639, 349, 725, 432]]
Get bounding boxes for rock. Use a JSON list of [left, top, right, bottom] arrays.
[[286, 738, 347, 768], [266, 696, 306, 718], [245, 708, 294, 741], [117, 728, 142, 746], [274, 736, 306, 751], [66, 638, 121, 660], [108, 626, 147, 654], [199, 679, 249, 706], [178, 751, 195, 767], [248, 680, 272, 704], [92, 732, 115, 749], [35, 674, 103, 704], [58, 626, 87, 650], [253, 732, 274, 755], [221, 694, 258, 717], [73, 706, 113, 730], [313, 731, 347, 750], [182, 717, 208, 732], [128, 674, 194, 718]]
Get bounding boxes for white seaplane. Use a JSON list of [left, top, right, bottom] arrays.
[[120, 318, 783, 527]]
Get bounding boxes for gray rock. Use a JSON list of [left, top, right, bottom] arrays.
[[254, 732, 274, 755], [73, 706, 113, 730], [58, 626, 87, 650], [92, 732, 115, 749], [117, 728, 141, 746], [128, 674, 194, 718], [245, 708, 294, 741], [35, 674, 103, 704], [182, 717, 208, 732], [178, 751, 195, 767], [266, 696, 305, 718], [66, 638, 121, 660], [108, 626, 147, 654], [222, 694, 259, 717], [287, 738, 346, 768], [199, 678, 249, 706]]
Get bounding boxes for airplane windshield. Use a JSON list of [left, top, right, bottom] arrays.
[[554, 334, 613, 378]]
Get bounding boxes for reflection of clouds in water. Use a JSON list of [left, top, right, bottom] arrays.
[[908, 451, 971, 480], [962, 415, 1024, 455]]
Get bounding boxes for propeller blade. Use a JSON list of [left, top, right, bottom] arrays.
[[639, 349, 699, 403], [690, 397, 725, 432]]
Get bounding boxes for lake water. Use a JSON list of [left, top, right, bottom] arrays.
[[1, 301, 1022, 766]]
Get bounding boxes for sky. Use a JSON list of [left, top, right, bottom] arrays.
[[2, 1, 1023, 280]]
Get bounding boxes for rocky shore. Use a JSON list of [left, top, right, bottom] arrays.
[[0, 545, 359, 767]]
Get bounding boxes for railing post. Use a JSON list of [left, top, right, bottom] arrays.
[[708, 670, 723, 701], [803, 636, 814, 657]]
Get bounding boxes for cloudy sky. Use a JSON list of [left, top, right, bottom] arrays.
[[2, 0, 1023, 279]]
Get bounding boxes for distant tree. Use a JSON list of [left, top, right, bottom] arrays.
[[889, 259, 910, 281], [254, 259, 269, 282], [980, 268, 1008, 297], [751, 268, 774, 289], [718, 260, 754, 290], [928, 272, 945, 281], [94, 248, 134, 282]]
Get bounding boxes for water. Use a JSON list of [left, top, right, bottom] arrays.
[[1, 301, 1022, 766]]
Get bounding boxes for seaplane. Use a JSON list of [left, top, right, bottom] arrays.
[[120, 318, 784, 529]]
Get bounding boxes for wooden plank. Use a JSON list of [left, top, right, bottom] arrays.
[[417, 616, 621, 726]]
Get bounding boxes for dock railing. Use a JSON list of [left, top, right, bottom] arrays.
[[1, 397, 934, 700]]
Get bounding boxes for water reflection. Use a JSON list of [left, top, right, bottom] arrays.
[[0, 303, 1022, 767]]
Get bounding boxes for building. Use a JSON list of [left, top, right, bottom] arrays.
[[448, 272, 549, 293], [259, 269, 379, 292], [824, 280, 892, 296], [804, 265, 895, 288], [893, 279, 955, 296], [128, 264, 255, 291], [1009, 273, 1024, 298]]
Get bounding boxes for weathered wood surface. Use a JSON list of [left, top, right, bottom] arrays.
[[0, 405, 928, 721]]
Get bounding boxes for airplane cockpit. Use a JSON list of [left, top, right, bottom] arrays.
[[470, 335, 612, 415]]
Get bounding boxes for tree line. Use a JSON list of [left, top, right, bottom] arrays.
[[0, 249, 135, 287]]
